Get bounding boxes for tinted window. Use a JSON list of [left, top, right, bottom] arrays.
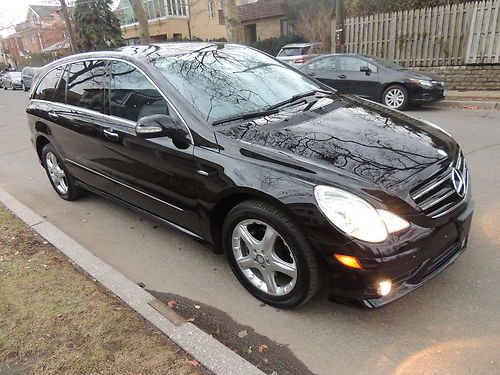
[[338, 56, 365, 71], [33, 67, 63, 101], [53, 65, 68, 104], [67, 60, 106, 112], [307, 56, 336, 70], [109, 61, 168, 122], [338, 56, 378, 73]]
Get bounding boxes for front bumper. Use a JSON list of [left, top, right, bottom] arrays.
[[409, 86, 446, 104], [316, 200, 474, 308]]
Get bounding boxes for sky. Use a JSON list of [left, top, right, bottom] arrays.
[[0, 0, 120, 38]]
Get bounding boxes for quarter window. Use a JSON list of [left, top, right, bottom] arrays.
[[33, 66, 63, 101], [67, 60, 106, 113], [109, 61, 168, 122]]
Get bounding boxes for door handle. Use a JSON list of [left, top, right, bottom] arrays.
[[103, 128, 119, 141], [307, 72, 316, 77], [48, 111, 59, 120], [337, 74, 347, 79]]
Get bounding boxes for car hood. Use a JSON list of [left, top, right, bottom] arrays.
[[216, 95, 458, 196]]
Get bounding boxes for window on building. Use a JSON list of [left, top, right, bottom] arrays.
[[66, 60, 106, 113], [33, 66, 63, 101], [109, 61, 168, 122], [208, 0, 214, 18], [218, 9, 225, 25]]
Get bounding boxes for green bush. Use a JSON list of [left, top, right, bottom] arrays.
[[251, 35, 307, 56]]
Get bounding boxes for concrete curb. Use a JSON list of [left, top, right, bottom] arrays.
[[0, 187, 265, 375], [430, 100, 500, 110]]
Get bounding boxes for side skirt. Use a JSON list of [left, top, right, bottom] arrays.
[[76, 180, 208, 244]]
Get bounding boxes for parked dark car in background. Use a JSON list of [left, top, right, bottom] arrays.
[[300, 53, 446, 110], [27, 43, 472, 309], [21, 67, 41, 91], [3, 71, 23, 90]]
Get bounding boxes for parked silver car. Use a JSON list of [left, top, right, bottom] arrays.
[[2, 72, 22, 90], [276, 43, 321, 67]]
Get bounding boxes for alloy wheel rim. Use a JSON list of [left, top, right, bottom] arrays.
[[385, 88, 405, 108], [232, 219, 297, 296], [46, 152, 68, 195]]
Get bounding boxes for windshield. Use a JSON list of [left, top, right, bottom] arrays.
[[364, 56, 403, 70], [153, 45, 321, 122], [278, 47, 310, 57], [10, 72, 22, 79]]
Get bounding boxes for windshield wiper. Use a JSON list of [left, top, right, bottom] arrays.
[[212, 108, 279, 126], [266, 89, 332, 110]]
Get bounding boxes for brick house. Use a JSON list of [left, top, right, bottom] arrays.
[[1, 5, 67, 61], [238, 0, 289, 44]]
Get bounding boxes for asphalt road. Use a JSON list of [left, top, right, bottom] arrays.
[[1, 89, 499, 375]]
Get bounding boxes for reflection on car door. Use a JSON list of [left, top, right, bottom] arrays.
[[336, 56, 381, 100], [90, 60, 200, 234]]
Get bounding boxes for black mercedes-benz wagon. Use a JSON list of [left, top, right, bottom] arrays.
[[27, 43, 473, 308]]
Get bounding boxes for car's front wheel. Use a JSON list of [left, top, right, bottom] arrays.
[[382, 85, 409, 110], [223, 200, 321, 308], [42, 143, 84, 201]]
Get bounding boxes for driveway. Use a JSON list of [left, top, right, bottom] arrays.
[[1, 90, 499, 375]]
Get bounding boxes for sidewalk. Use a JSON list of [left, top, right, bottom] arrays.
[[434, 90, 500, 110]]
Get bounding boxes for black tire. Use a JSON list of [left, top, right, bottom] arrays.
[[41, 143, 84, 201], [382, 84, 409, 110], [222, 200, 322, 309]]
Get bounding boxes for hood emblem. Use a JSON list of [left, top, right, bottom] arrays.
[[451, 168, 467, 198]]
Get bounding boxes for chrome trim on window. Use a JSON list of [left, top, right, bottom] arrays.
[[30, 56, 194, 144], [65, 158, 184, 212]]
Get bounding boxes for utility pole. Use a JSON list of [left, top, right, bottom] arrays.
[[58, 0, 77, 54], [334, 0, 346, 53]]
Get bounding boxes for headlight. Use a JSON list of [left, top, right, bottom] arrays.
[[314, 186, 410, 243], [410, 79, 433, 89]]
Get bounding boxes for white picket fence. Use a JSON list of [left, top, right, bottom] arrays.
[[345, 0, 500, 66]]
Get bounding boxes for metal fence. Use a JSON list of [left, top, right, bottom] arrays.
[[345, 0, 500, 66]]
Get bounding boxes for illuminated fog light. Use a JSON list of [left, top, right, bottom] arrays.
[[377, 280, 392, 297]]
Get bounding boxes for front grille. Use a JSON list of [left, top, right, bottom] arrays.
[[410, 151, 469, 218]]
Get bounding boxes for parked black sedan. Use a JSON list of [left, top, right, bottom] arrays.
[[300, 53, 446, 110], [27, 43, 472, 309]]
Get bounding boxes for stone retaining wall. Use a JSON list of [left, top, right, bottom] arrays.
[[413, 65, 500, 90]]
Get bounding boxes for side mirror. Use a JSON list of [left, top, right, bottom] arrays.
[[360, 66, 371, 75], [135, 114, 191, 149]]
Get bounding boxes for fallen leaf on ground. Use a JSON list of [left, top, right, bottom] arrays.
[[258, 344, 268, 353], [237, 330, 248, 338], [194, 304, 201, 309], [167, 300, 177, 308], [186, 359, 199, 366]]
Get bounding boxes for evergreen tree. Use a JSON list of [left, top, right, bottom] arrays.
[[74, 0, 124, 52]]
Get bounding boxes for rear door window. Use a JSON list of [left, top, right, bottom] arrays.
[[307, 56, 336, 71], [67, 60, 107, 113], [109, 61, 168, 122], [33, 66, 64, 101]]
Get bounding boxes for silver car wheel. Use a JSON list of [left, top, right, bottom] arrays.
[[232, 219, 297, 296], [46, 152, 68, 195], [384, 88, 405, 109]]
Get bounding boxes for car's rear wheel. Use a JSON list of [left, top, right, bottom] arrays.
[[222, 200, 321, 308], [382, 85, 408, 110], [42, 143, 84, 201]]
